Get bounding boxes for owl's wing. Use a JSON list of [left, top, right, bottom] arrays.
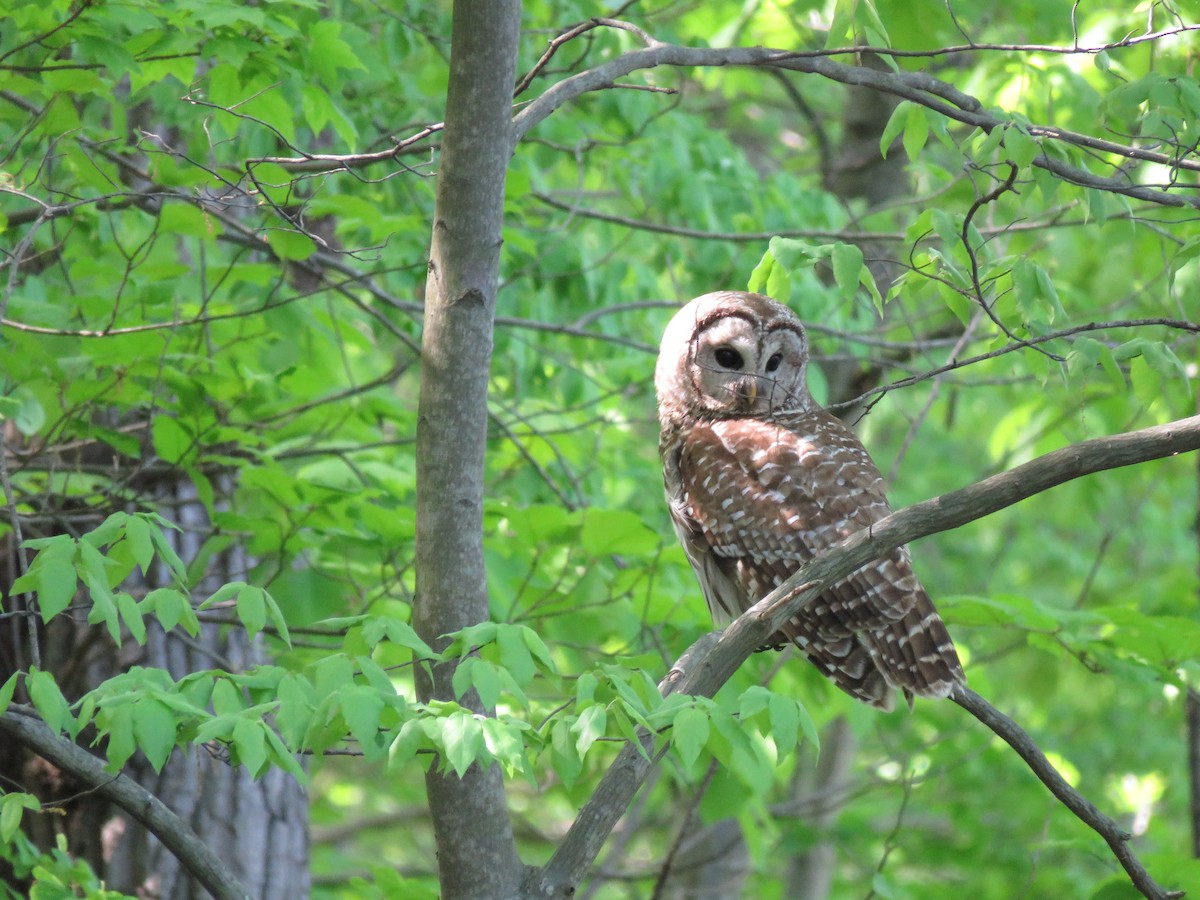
[[674, 413, 963, 707], [679, 414, 913, 633], [663, 440, 747, 628]]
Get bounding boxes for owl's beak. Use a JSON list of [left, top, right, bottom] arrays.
[[733, 377, 758, 409]]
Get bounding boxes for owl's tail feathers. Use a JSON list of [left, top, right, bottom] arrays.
[[866, 602, 966, 707], [788, 632, 899, 711]]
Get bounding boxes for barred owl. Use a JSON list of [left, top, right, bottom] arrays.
[[655, 291, 964, 710]]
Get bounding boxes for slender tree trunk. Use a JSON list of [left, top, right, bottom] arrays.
[[786, 717, 857, 900], [1191, 396, 1200, 858], [412, 1, 524, 897]]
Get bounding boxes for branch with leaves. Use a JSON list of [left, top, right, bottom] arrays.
[[512, 20, 1200, 209], [0, 706, 251, 900], [525, 414, 1200, 898]]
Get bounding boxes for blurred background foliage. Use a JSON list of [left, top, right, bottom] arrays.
[[1, 0, 1198, 897]]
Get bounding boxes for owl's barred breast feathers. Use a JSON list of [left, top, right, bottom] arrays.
[[655, 291, 964, 710]]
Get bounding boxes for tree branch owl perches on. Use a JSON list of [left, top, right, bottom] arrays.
[[655, 291, 964, 710]]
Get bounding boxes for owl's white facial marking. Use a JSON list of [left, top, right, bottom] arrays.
[[688, 308, 811, 418]]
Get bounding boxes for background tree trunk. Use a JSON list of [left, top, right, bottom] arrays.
[[0, 477, 308, 898]]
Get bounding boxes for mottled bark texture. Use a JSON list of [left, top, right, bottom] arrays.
[[105, 487, 308, 900], [411, 2, 525, 898], [1, 480, 307, 899]]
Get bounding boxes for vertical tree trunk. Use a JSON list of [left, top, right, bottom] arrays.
[[104, 485, 309, 900], [1191, 397, 1200, 858], [785, 718, 857, 900], [412, 1, 524, 897]]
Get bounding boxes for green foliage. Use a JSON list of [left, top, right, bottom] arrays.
[[2, 0, 1198, 897], [0, 832, 134, 900]]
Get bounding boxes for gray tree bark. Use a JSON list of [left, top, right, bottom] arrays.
[[105, 485, 308, 900], [411, 2, 525, 898], [0, 478, 307, 900]]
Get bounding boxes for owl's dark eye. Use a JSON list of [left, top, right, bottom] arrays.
[[765, 353, 783, 372], [713, 347, 743, 370]]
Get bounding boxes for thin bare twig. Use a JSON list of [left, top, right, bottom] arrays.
[[951, 687, 1183, 900]]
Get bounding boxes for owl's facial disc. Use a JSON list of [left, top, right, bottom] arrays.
[[691, 313, 808, 415], [691, 316, 762, 412]]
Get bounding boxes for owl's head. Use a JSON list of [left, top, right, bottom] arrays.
[[655, 291, 815, 426]]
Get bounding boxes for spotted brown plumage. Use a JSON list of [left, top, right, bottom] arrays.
[[655, 291, 964, 710]]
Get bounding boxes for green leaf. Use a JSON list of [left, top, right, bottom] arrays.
[[132, 699, 177, 772], [672, 705, 709, 769], [275, 675, 315, 749], [879, 100, 911, 159], [308, 20, 365, 86], [765, 254, 791, 303], [830, 242, 864, 304], [0, 793, 41, 843], [549, 719, 583, 786], [387, 718, 427, 772], [902, 102, 929, 162], [1088, 877, 1144, 900], [262, 588, 291, 646], [825, 0, 855, 48], [453, 658, 500, 709], [580, 509, 660, 556], [497, 626, 535, 685], [268, 230, 316, 261], [211, 678, 245, 717], [522, 626, 557, 674], [199, 581, 245, 610], [382, 619, 439, 660], [747, 249, 775, 294], [340, 684, 386, 751], [263, 726, 307, 782], [232, 717, 268, 775], [236, 585, 267, 638], [117, 592, 147, 645], [13, 538, 78, 622], [575, 672, 597, 705], [1004, 124, 1040, 169], [143, 588, 197, 635], [124, 515, 154, 574], [160, 203, 223, 240], [147, 528, 188, 587], [0, 672, 19, 716], [768, 693, 799, 750], [3, 388, 45, 436], [441, 712, 484, 777], [571, 703, 606, 757], [28, 669, 73, 735], [312, 654, 356, 698], [871, 871, 897, 899], [481, 717, 529, 781], [152, 415, 193, 464], [738, 685, 771, 719], [102, 702, 137, 770]]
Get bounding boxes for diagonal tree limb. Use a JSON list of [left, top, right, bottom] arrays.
[[951, 687, 1184, 900], [526, 414, 1200, 898], [0, 706, 252, 900], [512, 34, 1200, 209]]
